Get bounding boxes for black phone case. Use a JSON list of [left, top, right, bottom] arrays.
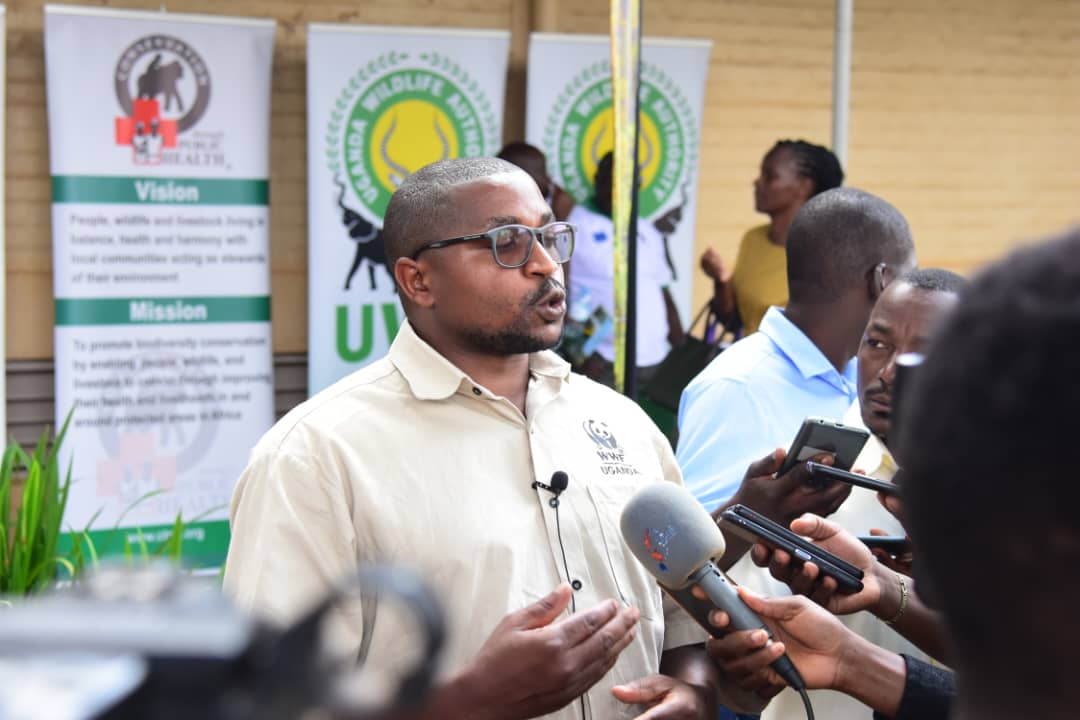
[[858, 536, 911, 554], [806, 462, 901, 497], [720, 505, 865, 593], [778, 417, 871, 476]]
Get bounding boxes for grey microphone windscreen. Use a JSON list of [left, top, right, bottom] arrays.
[[620, 482, 727, 589]]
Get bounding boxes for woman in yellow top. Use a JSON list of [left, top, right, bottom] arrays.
[[701, 140, 844, 334]]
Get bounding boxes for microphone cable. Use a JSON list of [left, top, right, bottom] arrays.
[[798, 686, 815, 720], [777, 655, 814, 720], [535, 471, 584, 720]]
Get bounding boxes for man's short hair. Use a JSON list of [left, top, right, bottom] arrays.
[[786, 188, 914, 304], [898, 228, 1080, 684], [382, 157, 522, 267], [897, 267, 967, 294], [496, 141, 544, 166]]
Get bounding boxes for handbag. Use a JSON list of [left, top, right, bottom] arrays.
[[641, 302, 729, 413]]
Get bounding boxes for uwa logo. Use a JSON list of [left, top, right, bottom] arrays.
[[326, 51, 500, 292]]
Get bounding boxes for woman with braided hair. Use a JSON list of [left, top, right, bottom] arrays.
[[701, 140, 844, 334]]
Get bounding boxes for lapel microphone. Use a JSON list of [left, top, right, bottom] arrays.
[[533, 471, 570, 507]]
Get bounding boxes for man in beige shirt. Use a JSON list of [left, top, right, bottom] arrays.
[[224, 157, 756, 719]]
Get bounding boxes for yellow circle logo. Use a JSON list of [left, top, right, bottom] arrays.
[[368, 100, 460, 193], [579, 108, 663, 192], [328, 51, 500, 218]]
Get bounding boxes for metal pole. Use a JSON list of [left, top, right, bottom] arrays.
[[832, 0, 853, 168]]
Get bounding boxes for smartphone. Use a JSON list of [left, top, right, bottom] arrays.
[[858, 536, 911, 554], [777, 417, 871, 476], [719, 504, 864, 594], [805, 461, 901, 498], [663, 585, 727, 638]]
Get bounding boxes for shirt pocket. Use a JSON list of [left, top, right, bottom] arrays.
[[585, 478, 663, 622]]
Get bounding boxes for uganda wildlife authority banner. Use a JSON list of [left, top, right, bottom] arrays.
[[307, 24, 510, 393], [525, 33, 711, 323], [44, 6, 276, 566]]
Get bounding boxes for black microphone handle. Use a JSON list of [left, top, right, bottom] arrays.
[[690, 562, 805, 691]]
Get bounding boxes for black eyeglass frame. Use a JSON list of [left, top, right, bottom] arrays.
[[409, 221, 576, 268]]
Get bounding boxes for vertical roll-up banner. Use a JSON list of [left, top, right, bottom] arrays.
[[45, 6, 276, 567], [0, 6, 6, 441], [307, 25, 511, 394], [525, 33, 711, 327]]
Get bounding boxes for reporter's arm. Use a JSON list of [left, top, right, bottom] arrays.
[[704, 590, 908, 716], [752, 514, 951, 663], [866, 571, 951, 665], [714, 452, 850, 571]]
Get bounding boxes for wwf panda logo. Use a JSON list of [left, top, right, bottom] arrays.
[[583, 420, 619, 450]]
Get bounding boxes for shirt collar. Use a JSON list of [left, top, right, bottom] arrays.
[[758, 306, 858, 387], [388, 320, 571, 401]]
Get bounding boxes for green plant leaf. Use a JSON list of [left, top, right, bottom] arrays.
[[135, 527, 149, 562]]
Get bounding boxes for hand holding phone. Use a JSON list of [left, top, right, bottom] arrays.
[[743, 513, 898, 618], [857, 536, 911, 554], [777, 418, 871, 476], [719, 504, 864, 594]]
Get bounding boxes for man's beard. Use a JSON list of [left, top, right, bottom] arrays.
[[463, 278, 566, 355], [465, 323, 565, 355]]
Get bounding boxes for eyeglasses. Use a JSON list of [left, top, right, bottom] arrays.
[[410, 221, 576, 268]]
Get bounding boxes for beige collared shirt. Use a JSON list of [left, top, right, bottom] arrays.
[[726, 402, 927, 720], [223, 321, 708, 719]]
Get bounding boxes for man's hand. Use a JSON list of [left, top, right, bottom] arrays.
[[867, 527, 914, 575], [877, 490, 905, 526], [703, 588, 855, 695], [729, 450, 852, 527], [749, 514, 890, 616], [703, 588, 909, 716], [447, 584, 640, 719], [612, 675, 710, 719]]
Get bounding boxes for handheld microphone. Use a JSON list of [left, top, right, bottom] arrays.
[[619, 482, 807, 694]]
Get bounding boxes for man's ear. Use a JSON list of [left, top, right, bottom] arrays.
[[394, 257, 435, 308], [869, 262, 892, 301]]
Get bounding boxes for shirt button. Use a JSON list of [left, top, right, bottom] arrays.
[[471, 387, 481, 396], [571, 579, 583, 591]]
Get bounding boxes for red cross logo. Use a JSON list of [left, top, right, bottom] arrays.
[[115, 98, 178, 163]]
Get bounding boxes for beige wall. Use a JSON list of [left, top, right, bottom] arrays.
[[6, 0, 1079, 359]]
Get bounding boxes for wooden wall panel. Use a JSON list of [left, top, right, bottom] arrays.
[[5, 0, 515, 359], [5, 0, 1079, 359]]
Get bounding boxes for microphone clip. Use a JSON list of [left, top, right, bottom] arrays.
[[533, 472, 569, 507]]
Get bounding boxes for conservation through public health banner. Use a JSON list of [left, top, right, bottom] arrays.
[[45, 6, 276, 567], [525, 33, 711, 325], [307, 24, 510, 393]]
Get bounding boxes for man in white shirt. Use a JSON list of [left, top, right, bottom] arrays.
[[570, 152, 683, 386], [499, 145, 683, 387]]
